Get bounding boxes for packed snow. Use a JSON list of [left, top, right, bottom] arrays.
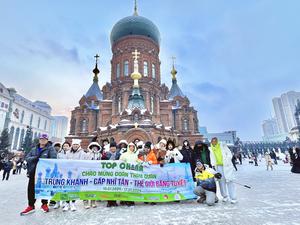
[[0, 160, 299, 225]]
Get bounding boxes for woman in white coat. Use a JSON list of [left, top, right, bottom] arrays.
[[165, 140, 183, 163], [63, 139, 87, 211], [209, 137, 237, 204]]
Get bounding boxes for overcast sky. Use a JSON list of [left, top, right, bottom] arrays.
[[1, 0, 300, 141]]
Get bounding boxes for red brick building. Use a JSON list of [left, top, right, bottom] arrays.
[[67, 5, 203, 148]]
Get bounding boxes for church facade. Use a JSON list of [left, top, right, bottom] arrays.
[[68, 5, 203, 148]]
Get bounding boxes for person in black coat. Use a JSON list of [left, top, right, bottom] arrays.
[[270, 150, 277, 164], [180, 140, 194, 179], [289, 147, 300, 174], [180, 140, 193, 163], [21, 134, 57, 215], [2, 159, 13, 180]]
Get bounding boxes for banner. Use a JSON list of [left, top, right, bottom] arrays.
[[35, 159, 196, 202]]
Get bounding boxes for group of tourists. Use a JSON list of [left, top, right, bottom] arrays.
[[1, 155, 24, 181], [19, 133, 239, 215]]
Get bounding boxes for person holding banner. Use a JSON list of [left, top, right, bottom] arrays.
[[57, 141, 71, 160], [20, 133, 57, 215], [120, 142, 141, 206], [165, 140, 183, 163], [106, 141, 121, 207], [81, 141, 102, 209], [156, 139, 167, 167], [53, 141, 71, 210], [209, 137, 237, 204], [139, 141, 158, 165], [118, 140, 128, 154], [87, 142, 102, 161], [120, 142, 141, 163], [63, 139, 86, 212]]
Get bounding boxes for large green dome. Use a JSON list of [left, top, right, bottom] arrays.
[[110, 15, 161, 46]]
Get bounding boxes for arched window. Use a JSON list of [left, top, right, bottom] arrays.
[[152, 64, 156, 79], [118, 96, 122, 113], [9, 126, 15, 148], [82, 119, 88, 132], [183, 119, 189, 131], [38, 117, 41, 128], [44, 120, 47, 130], [116, 63, 120, 78], [134, 113, 139, 122], [143, 61, 148, 77], [13, 128, 20, 149], [71, 119, 76, 134], [20, 110, 25, 123], [19, 129, 25, 150], [30, 114, 33, 126], [150, 96, 154, 114], [124, 60, 129, 76], [194, 118, 199, 132]]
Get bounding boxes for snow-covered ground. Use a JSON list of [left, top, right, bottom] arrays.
[[0, 160, 299, 225]]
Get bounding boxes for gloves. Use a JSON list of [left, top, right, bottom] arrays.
[[32, 156, 39, 163], [214, 173, 222, 179], [142, 162, 150, 167]]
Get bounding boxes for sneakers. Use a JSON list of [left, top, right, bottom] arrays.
[[63, 203, 70, 212], [20, 206, 35, 216], [222, 197, 229, 202], [230, 199, 238, 204], [197, 195, 206, 204], [106, 201, 118, 207], [91, 200, 97, 208], [70, 202, 77, 211], [53, 202, 60, 209], [83, 200, 90, 209], [41, 204, 49, 213], [215, 197, 219, 203]]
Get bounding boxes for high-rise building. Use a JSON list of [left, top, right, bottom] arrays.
[[262, 118, 279, 137], [50, 116, 68, 143], [272, 91, 300, 134], [272, 97, 288, 133]]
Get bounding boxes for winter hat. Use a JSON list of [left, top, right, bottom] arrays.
[[128, 142, 135, 147], [144, 141, 152, 149], [118, 140, 128, 146], [102, 138, 110, 144], [110, 142, 117, 148], [136, 141, 144, 148], [72, 139, 81, 145], [53, 142, 61, 147], [39, 133, 49, 140], [196, 161, 203, 167], [88, 142, 101, 150], [159, 139, 167, 146]]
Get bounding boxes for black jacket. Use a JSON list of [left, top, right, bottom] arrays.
[[180, 140, 193, 163], [289, 148, 300, 174], [26, 143, 57, 175], [192, 141, 211, 171]]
